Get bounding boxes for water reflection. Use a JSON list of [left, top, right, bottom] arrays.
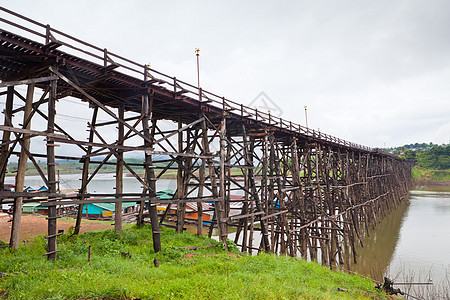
[[387, 186, 450, 288], [350, 185, 450, 293], [349, 202, 409, 281]]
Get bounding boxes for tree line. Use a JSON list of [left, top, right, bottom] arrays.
[[389, 144, 450, 170]]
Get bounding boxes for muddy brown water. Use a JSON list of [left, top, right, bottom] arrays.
[[350, 185, 450, 290]]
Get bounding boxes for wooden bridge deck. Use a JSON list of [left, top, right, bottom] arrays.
[[0, 6, 413, 266]]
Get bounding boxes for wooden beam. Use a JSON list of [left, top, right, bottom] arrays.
[[0, 125, 68, 140], [0, 75, 58, 88], [115, 103, 124, 234], [143, 93, 161, 252], [41, 196, 222, 206], [0, 86, 14, 187], [10, 84, 34, 250], [46, 77, 58, 260]]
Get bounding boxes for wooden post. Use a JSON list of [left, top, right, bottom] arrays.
[[243, 130, 270, 253], [142, 94, 161, 252], [47, 77, 58, 260], [10, 84, 34, 249], [218, 115, 228, 240], [0, 86, 14, 187], [196, 119, 208, 236], [176, 117, 185, 233], [115, 103, 124, 234], [74, 107, 98, 234], [268, 134, 276, 253], [206, 125, 224, 247], [240, 124, 250, 251]]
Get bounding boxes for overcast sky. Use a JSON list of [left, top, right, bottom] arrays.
[[1, 0, 450, 148]]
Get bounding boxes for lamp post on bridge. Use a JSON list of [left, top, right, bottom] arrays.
[[304, 105, 308, 134], [195, 48, 200, 101]]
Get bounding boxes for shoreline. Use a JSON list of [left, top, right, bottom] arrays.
[[5, 171, 178, 180], [414, 180, 450, 186]]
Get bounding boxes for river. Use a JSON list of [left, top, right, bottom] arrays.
[[5, 174, 450, 294], [350, 185, 450, 295], [4, 173, 178, 194]]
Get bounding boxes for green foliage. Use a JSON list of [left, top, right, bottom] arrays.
[[0, 226, 387, 299], [416, 145, 450, 170], [387, 143, 450, 171]]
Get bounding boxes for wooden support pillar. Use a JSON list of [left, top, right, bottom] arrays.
[[0, 86, 14, 187], [115, 103, 124, 233], [206, 124, 226, 250], [176, 117, 185, 233], [243, 131, 270, 253], [291, 139, 306, 258], [46, 78, 58, 260], [305, 143, 316, 261], [74, 107, 98, 234], [262, 129, 269, 217], [142, 94, 161, 252], [268, 134, 276, 253], [179, 128, 193, 230], [240, 125, 250, 252], [218, 115, 228, 239], [196, 120, 207, 236], [9, 84, 34, 249]]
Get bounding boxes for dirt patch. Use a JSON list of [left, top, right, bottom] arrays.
[[0, 214, 113, 243]]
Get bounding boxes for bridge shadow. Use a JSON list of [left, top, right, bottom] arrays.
[[349, 201, 410, 282]]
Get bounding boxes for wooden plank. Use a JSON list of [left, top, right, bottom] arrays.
[[0, 75, 58, 88], [41, 197, 156, 206], [41, 196, 221, 206], [260, 209, 289, 221], [225, 211, 264, 221], [42, 250, 61, 256], [0, 125, 68, 140], [0, 191, 62, 198]]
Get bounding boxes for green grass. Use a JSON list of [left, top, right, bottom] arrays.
[[412, 166, 450, 182], [0, 226, 389, 299]]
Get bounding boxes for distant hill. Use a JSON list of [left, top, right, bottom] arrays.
[[383, 143, 450, 170]]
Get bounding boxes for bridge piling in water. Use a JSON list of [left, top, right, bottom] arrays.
[[0, 7, 413, 265]]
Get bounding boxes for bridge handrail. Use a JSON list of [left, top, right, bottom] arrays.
[[0, 6, 373, 152]]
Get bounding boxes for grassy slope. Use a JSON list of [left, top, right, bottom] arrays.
[[0, 226, 389, 300], [412, 166, 450, 182]]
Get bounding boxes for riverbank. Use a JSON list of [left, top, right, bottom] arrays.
[[0, 225, 394, 299], [412, 167, 450, 185], [414, 180, 450, 186]]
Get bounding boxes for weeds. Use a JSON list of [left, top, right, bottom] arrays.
[[386, 264, 450, 300]]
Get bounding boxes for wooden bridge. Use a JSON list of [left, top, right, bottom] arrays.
[[0, 7, 413, 266]]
